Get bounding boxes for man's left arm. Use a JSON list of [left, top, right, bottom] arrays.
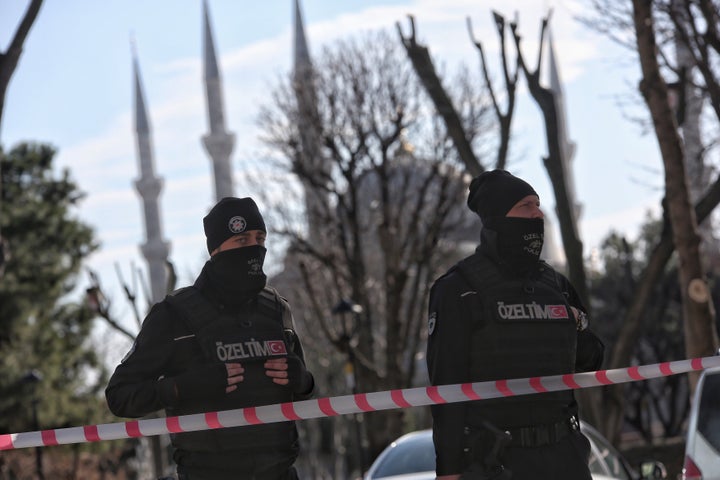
[[285, 324, 316, 399], [264, 299, 315, 398], [560, 275, 605, 372]]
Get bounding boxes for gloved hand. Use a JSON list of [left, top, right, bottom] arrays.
[[157, 363, 242, 407], [286, 354, 314, 394], [575, 329, 605, 372]]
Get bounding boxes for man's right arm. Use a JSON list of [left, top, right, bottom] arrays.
[[106, 302, 248, 419], [105, 303, 177, 418], [427, 274, 473, 477]]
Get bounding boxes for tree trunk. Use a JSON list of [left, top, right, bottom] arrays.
[[631, 0, 719, 393]]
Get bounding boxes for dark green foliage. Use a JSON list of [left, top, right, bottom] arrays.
[[589, 212, 689, 439], [0, 142, 110, 434]]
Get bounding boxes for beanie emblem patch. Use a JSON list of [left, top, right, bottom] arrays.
[[228, 216, 247, 234]]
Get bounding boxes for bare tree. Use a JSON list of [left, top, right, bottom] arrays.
[[258, 30, 491, 468], [86, 263, 177, 478], [578, 0, 720, 442], [466, 11, 521, 169]]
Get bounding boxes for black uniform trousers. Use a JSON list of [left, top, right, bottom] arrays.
[[177, 465, 299, 480], [460, 430, 593, 480]]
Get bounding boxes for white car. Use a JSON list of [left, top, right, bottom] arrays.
[[364, 421, 666, 480], [681, 365, 720, 480]]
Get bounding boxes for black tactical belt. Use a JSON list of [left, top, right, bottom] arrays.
[[507, 415, 580, 448]]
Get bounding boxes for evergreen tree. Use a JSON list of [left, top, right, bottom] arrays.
[[0, 142, 109, 434]]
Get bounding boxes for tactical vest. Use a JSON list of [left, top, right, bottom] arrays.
[[164, 286, 298, 453], [456, 253, 578, 428]]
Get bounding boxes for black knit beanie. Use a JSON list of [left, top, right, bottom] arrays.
[[203, 197, 266, 254], [467, 169, 538, 222]]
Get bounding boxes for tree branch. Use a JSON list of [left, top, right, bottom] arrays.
[[397, 15, 483, 176]]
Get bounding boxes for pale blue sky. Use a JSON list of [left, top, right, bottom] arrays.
[[1, 0, 664, 359]]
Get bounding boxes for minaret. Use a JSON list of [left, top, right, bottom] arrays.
[[293, 0, 330, 235], [201, 0, 236, 201], [547, 28, 581, 228], [132, 45, 171, 303]]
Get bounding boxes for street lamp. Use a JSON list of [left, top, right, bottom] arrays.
[[332, 299, 365, 392], [331, 299, 367, 475], [21, 370, 44, 480]]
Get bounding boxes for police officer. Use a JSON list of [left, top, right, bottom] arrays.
[[427, 170, 604, 480], [106, 197, 315, 480]]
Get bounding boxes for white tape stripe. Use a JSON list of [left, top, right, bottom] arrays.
[[2, 355, 719, 450]]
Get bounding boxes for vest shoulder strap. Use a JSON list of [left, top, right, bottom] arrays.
[[256, 286, 285, 322], [536, 261, 567, 296], [165, 286, 218, 333], [455, 253, 505, 292]]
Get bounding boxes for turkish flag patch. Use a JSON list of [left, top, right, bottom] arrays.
[[266, 340, 288, 355], [548, 305, 569, 319]]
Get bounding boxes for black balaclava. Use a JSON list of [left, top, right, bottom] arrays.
[[467, 169, 544, 273], [208, 246, 267, 301], [202, 197, 268, 302], [483, 217, 544, 273]]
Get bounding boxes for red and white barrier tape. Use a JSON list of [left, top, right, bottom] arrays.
[[2, 355, 719, 451]]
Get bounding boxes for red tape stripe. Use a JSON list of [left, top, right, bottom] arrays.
[[495, 380, 513, 397], [354, 394, 374, 412], [530, 377, 547, 393], [126, 421, 141, 438], [166, 417, 183, 433], [244, 407, 262, 425], [461, 383, 481, 400], [628, 366, 644, 380], [281, 402, 301, 421], [562, 374, 580, 389], [692, 358, 704, 370], [318, 398, 339, 417], [41, 430, 58, 446], [205, 412, 222, 429], [391, 389, 412, 408], [660, 362, 673, 376], [0, 434, 13, 450], [595, 370, 612, 385], [83, 425, 100, 442], [426, 386, 446, 404]]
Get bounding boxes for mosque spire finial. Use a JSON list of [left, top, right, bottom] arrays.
[[201, 0, 236, 201]]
